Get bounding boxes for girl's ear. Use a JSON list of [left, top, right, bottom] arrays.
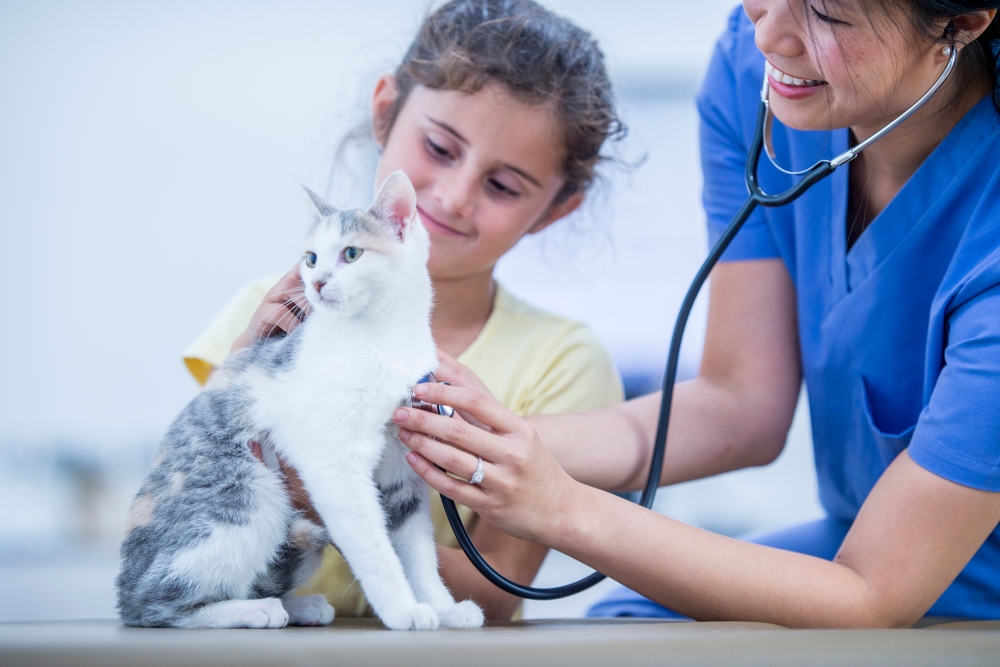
[[529, 191, 584, 235], [371, 170, 417, 238], [371, 74, 399, 148]]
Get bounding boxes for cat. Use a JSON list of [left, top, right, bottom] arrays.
[[116, 171, 484, 630]]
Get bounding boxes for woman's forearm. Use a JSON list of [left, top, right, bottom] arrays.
[[546, 451, 1000, 629]]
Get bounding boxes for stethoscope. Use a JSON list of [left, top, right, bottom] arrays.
[[416, 45, 958, 600]]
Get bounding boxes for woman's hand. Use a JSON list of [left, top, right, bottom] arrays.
[[231, 264, 311, 353], [394, 382, 581, 545]]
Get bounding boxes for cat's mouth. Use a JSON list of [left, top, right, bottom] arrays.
[[312, 292, 341, 308]]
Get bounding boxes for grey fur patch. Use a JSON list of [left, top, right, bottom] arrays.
[[116, 385, 299, 627], [226, 325, 304, 378], [378, 480, 423, 532]]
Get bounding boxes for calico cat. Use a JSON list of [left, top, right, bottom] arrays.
[[116, 172, 484, 630]]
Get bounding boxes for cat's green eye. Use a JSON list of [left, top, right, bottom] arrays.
[[343, 247, 363, 263], [304, 252, 317, 268]]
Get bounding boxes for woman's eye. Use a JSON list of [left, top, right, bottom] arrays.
[[426, 138, 453, 160], [304, 252, 317, 268], [810, 6, 846, 25], [343, 247, 363, 263]]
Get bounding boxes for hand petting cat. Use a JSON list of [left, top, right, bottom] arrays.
[[231, 265, 311, 353]]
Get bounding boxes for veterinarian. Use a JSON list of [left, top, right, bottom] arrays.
[[395, 0, 1000, 626]]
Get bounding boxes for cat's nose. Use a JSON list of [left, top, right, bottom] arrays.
[[313, 280, 326, 293]]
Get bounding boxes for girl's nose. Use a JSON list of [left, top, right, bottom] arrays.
[[433, 170, 476, 218], [745, 0, 806, 61]]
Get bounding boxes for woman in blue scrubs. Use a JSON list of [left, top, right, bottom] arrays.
[[393, 0, 1000, 626]]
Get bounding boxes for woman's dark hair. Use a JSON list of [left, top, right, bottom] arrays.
[[379, 0, 627, 204], [865, 1, 1000, 113]]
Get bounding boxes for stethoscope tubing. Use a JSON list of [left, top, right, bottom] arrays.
[[440, 47, 956, 600]]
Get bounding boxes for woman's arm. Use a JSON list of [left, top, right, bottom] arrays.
[[396, 385, 1000, 628], [534, 259, 802, 491]]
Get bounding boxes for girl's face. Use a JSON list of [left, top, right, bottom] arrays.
[[743, 0, 952, 137], [371, 79, 581, 280]]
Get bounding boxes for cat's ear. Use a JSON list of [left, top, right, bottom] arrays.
[[371, 171, 416, 239], [301, 185, 336, 218]]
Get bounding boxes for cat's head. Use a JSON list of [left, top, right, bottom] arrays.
[[299, 171, 429, 317]]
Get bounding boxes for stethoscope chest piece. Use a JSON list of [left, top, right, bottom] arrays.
[[408, 372, 456, 418]]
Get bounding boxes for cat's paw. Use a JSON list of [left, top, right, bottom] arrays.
[[284, 594, 335, 627], [243, 598, 289, 629], [436, 599, 484, 628], [186, 598, 289, 629], [382, 603, 439, 631]]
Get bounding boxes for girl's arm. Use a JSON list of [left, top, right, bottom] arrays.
[[436, 524, 548, 622], [532, 259, 802, 492]]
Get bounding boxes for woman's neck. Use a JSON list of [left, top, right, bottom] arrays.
[[430, 270, 496, 359], [846, 77, 987, 244]]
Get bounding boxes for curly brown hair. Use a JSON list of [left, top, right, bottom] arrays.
[[377, 0, 627, 205]]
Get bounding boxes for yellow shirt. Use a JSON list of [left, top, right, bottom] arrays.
[[182, 274, 624, 616]]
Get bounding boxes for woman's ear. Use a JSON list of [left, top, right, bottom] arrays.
[[951, 9, 997, 48], [528, 191, 585, 235], [371, 74, 399, 148]]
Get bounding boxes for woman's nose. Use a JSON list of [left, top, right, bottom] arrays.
[[744, 0, 806, 60]]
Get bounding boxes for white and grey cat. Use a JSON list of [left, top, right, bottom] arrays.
[[116, 171, 484, 630]]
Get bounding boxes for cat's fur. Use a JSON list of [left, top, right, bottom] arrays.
[[116, 172, 484, 630]]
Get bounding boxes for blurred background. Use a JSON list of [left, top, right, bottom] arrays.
[[0, 0, 822, 621]]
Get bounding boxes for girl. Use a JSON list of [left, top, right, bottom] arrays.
[[182, 0, 626, 622], [395, 0, 1000, 627]]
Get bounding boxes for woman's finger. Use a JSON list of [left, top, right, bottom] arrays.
[[405, 450, 485, 507], [398, 427, 486, 483], [393, 406, 504, 461], [410, 382, 524, 436]]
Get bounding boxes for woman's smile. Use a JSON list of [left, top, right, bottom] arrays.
[[765, 61, 828, 100]]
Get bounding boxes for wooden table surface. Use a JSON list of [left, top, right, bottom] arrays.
[[3, 617, 1000, 667]]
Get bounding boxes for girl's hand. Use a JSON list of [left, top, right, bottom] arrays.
[[231, 265, 310, 353], [394, 382, 580, 545]]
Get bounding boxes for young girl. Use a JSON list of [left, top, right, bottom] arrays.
[[181, 0, 625, 622], [394, 0, 1000, 626]]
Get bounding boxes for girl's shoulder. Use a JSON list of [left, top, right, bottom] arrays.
[[459, 285, 624, 416]]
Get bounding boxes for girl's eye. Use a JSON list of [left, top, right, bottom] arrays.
[[488, 178, 521, 198], [343, 247, 363, 263], [304, 252, 317, 268], [425, 138, 453, 160]]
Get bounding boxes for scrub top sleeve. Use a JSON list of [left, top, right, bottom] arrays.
[[697, 7, 780, 262], [909, 282, 1000, 492]]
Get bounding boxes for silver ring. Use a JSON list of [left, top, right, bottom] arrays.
[[469, 457, 484, 485]]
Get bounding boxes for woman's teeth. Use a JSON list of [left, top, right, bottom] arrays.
[[765, 62, 823, 87]]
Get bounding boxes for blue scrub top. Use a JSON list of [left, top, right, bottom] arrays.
[[701, 8, 1000, 618]]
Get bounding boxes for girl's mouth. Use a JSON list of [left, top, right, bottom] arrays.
[[766, 61, 828, 99], [417, 206, 467, 237]]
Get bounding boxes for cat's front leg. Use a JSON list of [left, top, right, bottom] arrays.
[[302, 469, 439, 630], [384, 472, 484, 628]]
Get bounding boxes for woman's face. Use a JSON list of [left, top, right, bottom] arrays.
[[371, 80, 579, 281], [743, 0, 950, 136]]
